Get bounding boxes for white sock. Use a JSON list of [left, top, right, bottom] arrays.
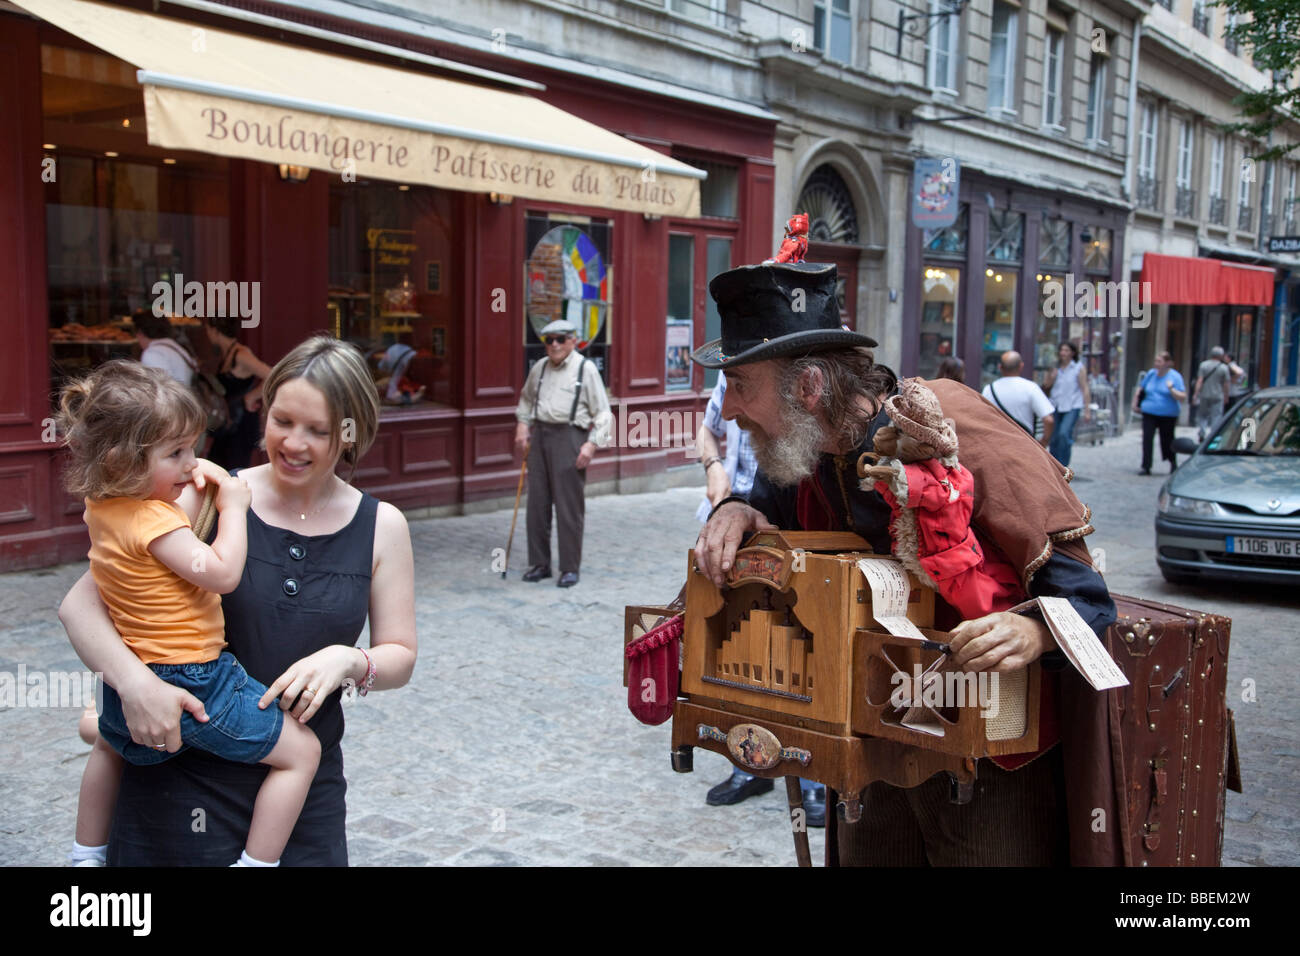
[[70, 840, 107, 865], [231, 850, 279, 867]]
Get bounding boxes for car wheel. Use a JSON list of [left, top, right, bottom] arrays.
[[1160, 567, 1197, 585]]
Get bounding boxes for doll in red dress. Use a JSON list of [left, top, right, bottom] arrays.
[[859, 378, 1023, 620], [766, 212, 809, 264]]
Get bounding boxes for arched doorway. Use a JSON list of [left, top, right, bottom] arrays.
[[796, 164, 860, 327]]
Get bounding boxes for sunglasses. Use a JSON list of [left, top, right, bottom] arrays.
[[543, 335, 570, 346]]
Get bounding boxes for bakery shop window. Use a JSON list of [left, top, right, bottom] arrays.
[[42, 43, 228, 385], [328, 179, 458, 408]]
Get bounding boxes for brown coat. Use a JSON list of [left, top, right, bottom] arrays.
[[926, 379, 1122, 865]]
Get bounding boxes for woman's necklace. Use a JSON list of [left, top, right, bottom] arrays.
[[294, 479, 337, 522]]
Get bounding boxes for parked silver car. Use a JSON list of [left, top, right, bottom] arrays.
[[1155, 386, 1300, 585]]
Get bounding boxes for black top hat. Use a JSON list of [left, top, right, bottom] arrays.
[[691, 262, 876, 370]]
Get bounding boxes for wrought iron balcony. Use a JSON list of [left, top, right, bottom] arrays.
[[1154, 0, 1172, 8], [1209, 195, 1226, 226], [1175, 186, 1197, 218], [1225, 35, 1238, 55], [1260, 210, 1273, 236], [1238, 204, 1253, 232], [1193, 7, 1211, 35], [1137, 175, 1161, 211]]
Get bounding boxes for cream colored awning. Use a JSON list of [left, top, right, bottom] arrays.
[[16, 0, 704, 217]]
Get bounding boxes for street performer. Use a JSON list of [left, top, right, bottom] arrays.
[[691, 260, 1117, 866]]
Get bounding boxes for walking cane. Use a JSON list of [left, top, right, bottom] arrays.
[[502, 446, 528, 580]]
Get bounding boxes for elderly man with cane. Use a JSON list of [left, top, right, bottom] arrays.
[[513, 319, 613, 588]]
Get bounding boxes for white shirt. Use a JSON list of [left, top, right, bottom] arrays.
[[982, 376, 1055, 433], [140, 339, 194, 387], [1048, 359, 1085, 412]]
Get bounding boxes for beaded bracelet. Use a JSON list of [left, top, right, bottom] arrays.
[[356, 646, 376, 696]]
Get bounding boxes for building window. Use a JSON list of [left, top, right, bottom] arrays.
[[796, 164, 860, 243], [986, 208, 1025, 264], [1085, 49, 1109, 143], [1039, 216, 1071, 270], [981, 268, 1018, 389], [1192, 1, 1212, 36], [1224, 11, 1239, 55], [814, 0, 853, 64], [1042, 26, 1065, 128], [1260, 161, 1275, 236], [1238, 145, 1254, 231], [926, 0, 959, 93], [920, 266, 960, 380], [1287, 166, 1298, 233], [1175, 121, 1196, 218], [988, 2, 1018, 113], [1208, 134, 1226, 225], [1137, 102, 1160, 210], [1084, 227, 1112, 274], [691, 160, 739, 219]]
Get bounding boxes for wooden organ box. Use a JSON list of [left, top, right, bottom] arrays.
[[649, 531, 1042, 822]]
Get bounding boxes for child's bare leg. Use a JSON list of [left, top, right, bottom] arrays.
[[75, 736, 124, 847], [244, 717, 321, 864]]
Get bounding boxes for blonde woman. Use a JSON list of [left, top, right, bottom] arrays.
[[60, 336, 417, 865]]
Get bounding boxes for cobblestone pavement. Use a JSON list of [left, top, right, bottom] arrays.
[[1, 422, 1295, 866]]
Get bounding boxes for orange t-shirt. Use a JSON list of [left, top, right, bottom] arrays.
[[84, 497, 226, 666]]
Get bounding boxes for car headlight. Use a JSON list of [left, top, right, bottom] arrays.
[[1157, 491, 1228, 517]]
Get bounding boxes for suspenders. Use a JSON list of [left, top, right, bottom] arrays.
[[531, 356, 590, 426]]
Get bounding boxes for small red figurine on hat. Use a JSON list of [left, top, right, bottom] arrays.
[[766, 212, 809, 264], [858, 378, 1023, 620]]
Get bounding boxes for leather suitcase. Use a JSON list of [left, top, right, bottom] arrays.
[[1103, 594, 1241, 866]]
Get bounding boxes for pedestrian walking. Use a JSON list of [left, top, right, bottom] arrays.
[[513, 318, 613, 587], [1133, 351, 1187, 475], [935, 356, 965, 384], [1042, 342, 1091, 467], [1192, 346, 1231, 442], [980, 351, 1055, 449], [203, 316, 273, 471]]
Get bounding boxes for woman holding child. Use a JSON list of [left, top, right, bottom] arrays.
[[60, 335, 417, 865]]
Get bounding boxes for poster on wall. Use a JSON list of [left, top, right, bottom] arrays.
[[666, 319, 693, 390]]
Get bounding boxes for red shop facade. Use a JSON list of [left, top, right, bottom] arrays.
[[0, 0, 775, 571]]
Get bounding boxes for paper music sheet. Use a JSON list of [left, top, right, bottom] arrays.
[[856, 559, 927, 641], [1038, 596, 1130, 691]]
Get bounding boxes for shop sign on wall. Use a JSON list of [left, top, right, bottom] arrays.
[[911, 157, 960, 229]]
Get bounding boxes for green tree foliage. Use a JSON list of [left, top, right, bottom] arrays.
[[1214, 0, 1299, 161]]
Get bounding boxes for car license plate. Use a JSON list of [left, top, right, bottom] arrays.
[[1227, 536, 1297, 557]]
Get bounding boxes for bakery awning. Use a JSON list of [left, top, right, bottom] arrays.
[[15, 0, 704, 217], [1139, 253, 1274, 307]]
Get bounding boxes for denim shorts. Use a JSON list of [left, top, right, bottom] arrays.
[[98, 651, 284, 767]]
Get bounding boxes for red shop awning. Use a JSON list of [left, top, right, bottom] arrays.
[[1139, 253, 1274, 306]]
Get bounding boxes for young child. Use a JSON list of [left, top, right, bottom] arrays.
[[62, 360, 320, 867]]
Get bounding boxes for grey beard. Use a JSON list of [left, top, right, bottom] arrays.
[[750, 400, 826, 487]]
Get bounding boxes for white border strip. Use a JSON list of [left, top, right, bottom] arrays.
[[138, 69, 708, 179]]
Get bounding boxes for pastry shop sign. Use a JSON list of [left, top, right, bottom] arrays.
[[143, 91, 701, 218]]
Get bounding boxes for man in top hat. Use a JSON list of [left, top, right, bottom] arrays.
[[691, 261, 1122, 866], [514, 318, 612, 587]]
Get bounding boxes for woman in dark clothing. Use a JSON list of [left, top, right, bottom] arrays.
[[204, 316, 273, 470], [935, 356, 966, 384], [60, 336, 417, 865]]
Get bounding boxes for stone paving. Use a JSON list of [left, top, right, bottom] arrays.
[[1, 421, 1295, 866]]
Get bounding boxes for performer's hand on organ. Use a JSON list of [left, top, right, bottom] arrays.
[[576, 441, 596, 470], [514, 422, 530, 456], [694, 501, 776, 588], [947, 611, 1055, 672]]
